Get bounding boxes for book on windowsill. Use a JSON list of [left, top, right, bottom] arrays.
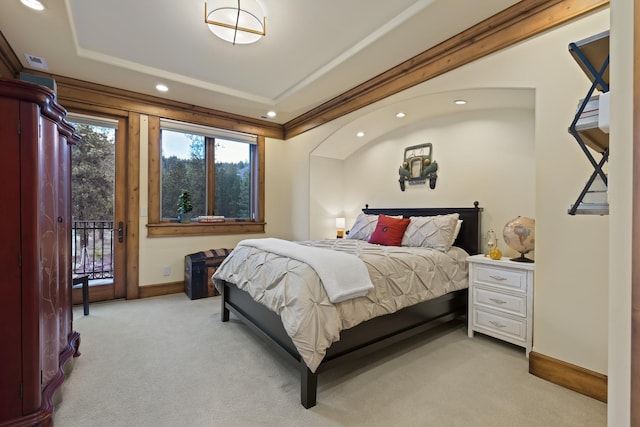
[[198, 215, 225, 223]]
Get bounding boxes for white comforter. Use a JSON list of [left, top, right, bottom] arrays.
[[213, 239, 469, 372]]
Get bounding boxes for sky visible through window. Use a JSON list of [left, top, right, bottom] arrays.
[[162, 130, 249, 163]]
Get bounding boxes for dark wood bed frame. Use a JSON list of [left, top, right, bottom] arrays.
[[219, 202, 483, 408]]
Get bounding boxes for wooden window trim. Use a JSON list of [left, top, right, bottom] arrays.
[[146, 115, 265, 237]]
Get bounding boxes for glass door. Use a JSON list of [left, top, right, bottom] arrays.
[[68, 114, 126, 301]]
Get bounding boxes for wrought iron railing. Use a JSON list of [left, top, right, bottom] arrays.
[[72, 220, 114, 280]]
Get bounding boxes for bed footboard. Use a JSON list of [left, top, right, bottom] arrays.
[[220, 279, 467, 408]]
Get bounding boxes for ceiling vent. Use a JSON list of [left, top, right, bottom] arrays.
[[24, 53, 48, 70]]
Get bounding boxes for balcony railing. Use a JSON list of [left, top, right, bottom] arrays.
[[72, 220, 114, 280]]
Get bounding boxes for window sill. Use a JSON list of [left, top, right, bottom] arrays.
[[146, 221, 266, 237]]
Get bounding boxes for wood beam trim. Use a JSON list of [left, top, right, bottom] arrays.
[[529, 351, 608, 403], [284, 0, 609, 138], [24, 72, 284, 139], [126, 112, 141, 300], [0, 30, 22, 78], [138, 281, 184, 299]]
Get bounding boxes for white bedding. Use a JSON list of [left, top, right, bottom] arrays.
[[236, 238, 373, 303], [213, 239, 469, 372]]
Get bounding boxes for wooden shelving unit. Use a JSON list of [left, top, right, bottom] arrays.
[[567, 30, 610, 216]]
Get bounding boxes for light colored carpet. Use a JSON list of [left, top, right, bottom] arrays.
[[54, 293, 606, 427]]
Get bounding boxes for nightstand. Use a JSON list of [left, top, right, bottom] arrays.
[[466, 254, 535, 357]]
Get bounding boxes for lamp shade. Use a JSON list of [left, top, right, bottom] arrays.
[[205, 0, 266, 45]]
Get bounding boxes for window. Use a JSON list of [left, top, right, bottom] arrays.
[[147, 117, 265, 237]]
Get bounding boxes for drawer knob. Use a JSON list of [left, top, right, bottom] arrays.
[[489, 275, 507, 281], [489, 298, 507, 305], [489, 320, 507, 328]]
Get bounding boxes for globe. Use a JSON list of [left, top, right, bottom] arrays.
[[502, 216, 535, 263]]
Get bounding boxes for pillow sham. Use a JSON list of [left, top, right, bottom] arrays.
[[368, 215, 411, 246], [401, 213, 460, 252], [346, 213, 378, 241], [347, 213, 402, 241]]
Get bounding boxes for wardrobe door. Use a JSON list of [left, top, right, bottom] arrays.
[[0, 98, 23, 420], [38, 115, 61, 389], [58, 133, 72, 352]]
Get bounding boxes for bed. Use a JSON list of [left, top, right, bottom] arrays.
[[214, 202, 482, 408]]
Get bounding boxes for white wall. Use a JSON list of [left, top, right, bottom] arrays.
[[335, 108, 535, 260], [608, 0, 633, 424]]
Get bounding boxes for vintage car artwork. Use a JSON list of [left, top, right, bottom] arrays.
[[398, 142, 438, 191]]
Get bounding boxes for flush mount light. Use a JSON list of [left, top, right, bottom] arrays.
[[156, 84, 169, 92], [20, 0, 45, 11], [396, 112, 406, 118], [356, 131, 365, 138], [454, 100, 467, 105], [266, 111, 276, 118], [204, 0, 266, 45]]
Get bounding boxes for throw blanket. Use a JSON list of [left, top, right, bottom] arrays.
[[237, 238, 373, 303]]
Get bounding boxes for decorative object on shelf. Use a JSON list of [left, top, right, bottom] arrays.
[[335, 217, 345, 238], [204, 0, 266, 45], [484, 228, 497, 255], [398, 142, 438, 191], [503, 216, 535, 263], [484, 228, 502, 260], [177, 190, 193, 223]]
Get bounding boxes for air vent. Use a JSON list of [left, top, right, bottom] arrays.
[[24, 53, 48, 70]]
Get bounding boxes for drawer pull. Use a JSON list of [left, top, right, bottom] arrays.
[[489, 320, 507, 328], [489, 298, 507, 305], [489, 275, 507, 281]]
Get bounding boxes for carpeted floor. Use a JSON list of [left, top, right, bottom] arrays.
[[54, 293, 606, 427]]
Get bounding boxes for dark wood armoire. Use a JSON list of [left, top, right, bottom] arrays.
[[0, 78, 81, 426]]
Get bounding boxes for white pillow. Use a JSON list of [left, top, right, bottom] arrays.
[[346, 213, 378, 241], [401, 213, 460, 252], [347, 213, 402, 241]]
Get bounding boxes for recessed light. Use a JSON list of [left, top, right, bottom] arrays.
[[267, 111, 277, 118], [20, 0, 45, 11], [396, 112, 406, 118], [454, 100, 467, 105], [156, 84, 169, 92], [356, 131, 365, 138]]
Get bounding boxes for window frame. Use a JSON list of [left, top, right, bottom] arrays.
[[146, 115, 265, 237]]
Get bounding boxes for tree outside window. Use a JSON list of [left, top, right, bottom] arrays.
[[160, 128, 253, 221]]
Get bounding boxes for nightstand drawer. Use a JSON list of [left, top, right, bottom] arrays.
[[473, 287, 527, 317], [474, 265, 527, 292], [472, 309, 526, 342]]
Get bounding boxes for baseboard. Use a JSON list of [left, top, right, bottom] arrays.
[[139, 281, 184, 298], [529, 351, 607, 403]]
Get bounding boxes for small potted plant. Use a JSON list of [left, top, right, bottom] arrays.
[[177, 190, 193, 224]]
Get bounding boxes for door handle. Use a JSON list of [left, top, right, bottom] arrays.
[[117, 221, 124, 243]]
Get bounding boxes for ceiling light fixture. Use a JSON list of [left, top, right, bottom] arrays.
[[266, 111, 276, 118], [20, 0, 45, 11], [204, 1, 266, 45], [356, 131, 365, 138], [156, 83, 169, 92], [454, 100, 467, 105], [396, 112, 406, 118]]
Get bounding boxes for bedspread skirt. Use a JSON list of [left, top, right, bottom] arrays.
[[213, 239, 469, 372]]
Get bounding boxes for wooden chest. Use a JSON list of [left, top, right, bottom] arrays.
[[184, 248, 233, 300]]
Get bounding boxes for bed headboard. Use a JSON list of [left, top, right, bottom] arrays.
[[362, 201, 483, 255]]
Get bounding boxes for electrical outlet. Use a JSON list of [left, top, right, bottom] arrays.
[[162, 266, 171, 276]]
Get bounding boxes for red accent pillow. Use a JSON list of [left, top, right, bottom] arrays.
[[368, 215, 410, 246]]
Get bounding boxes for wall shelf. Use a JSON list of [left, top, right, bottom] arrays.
[[567, 30, 609, 216]]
